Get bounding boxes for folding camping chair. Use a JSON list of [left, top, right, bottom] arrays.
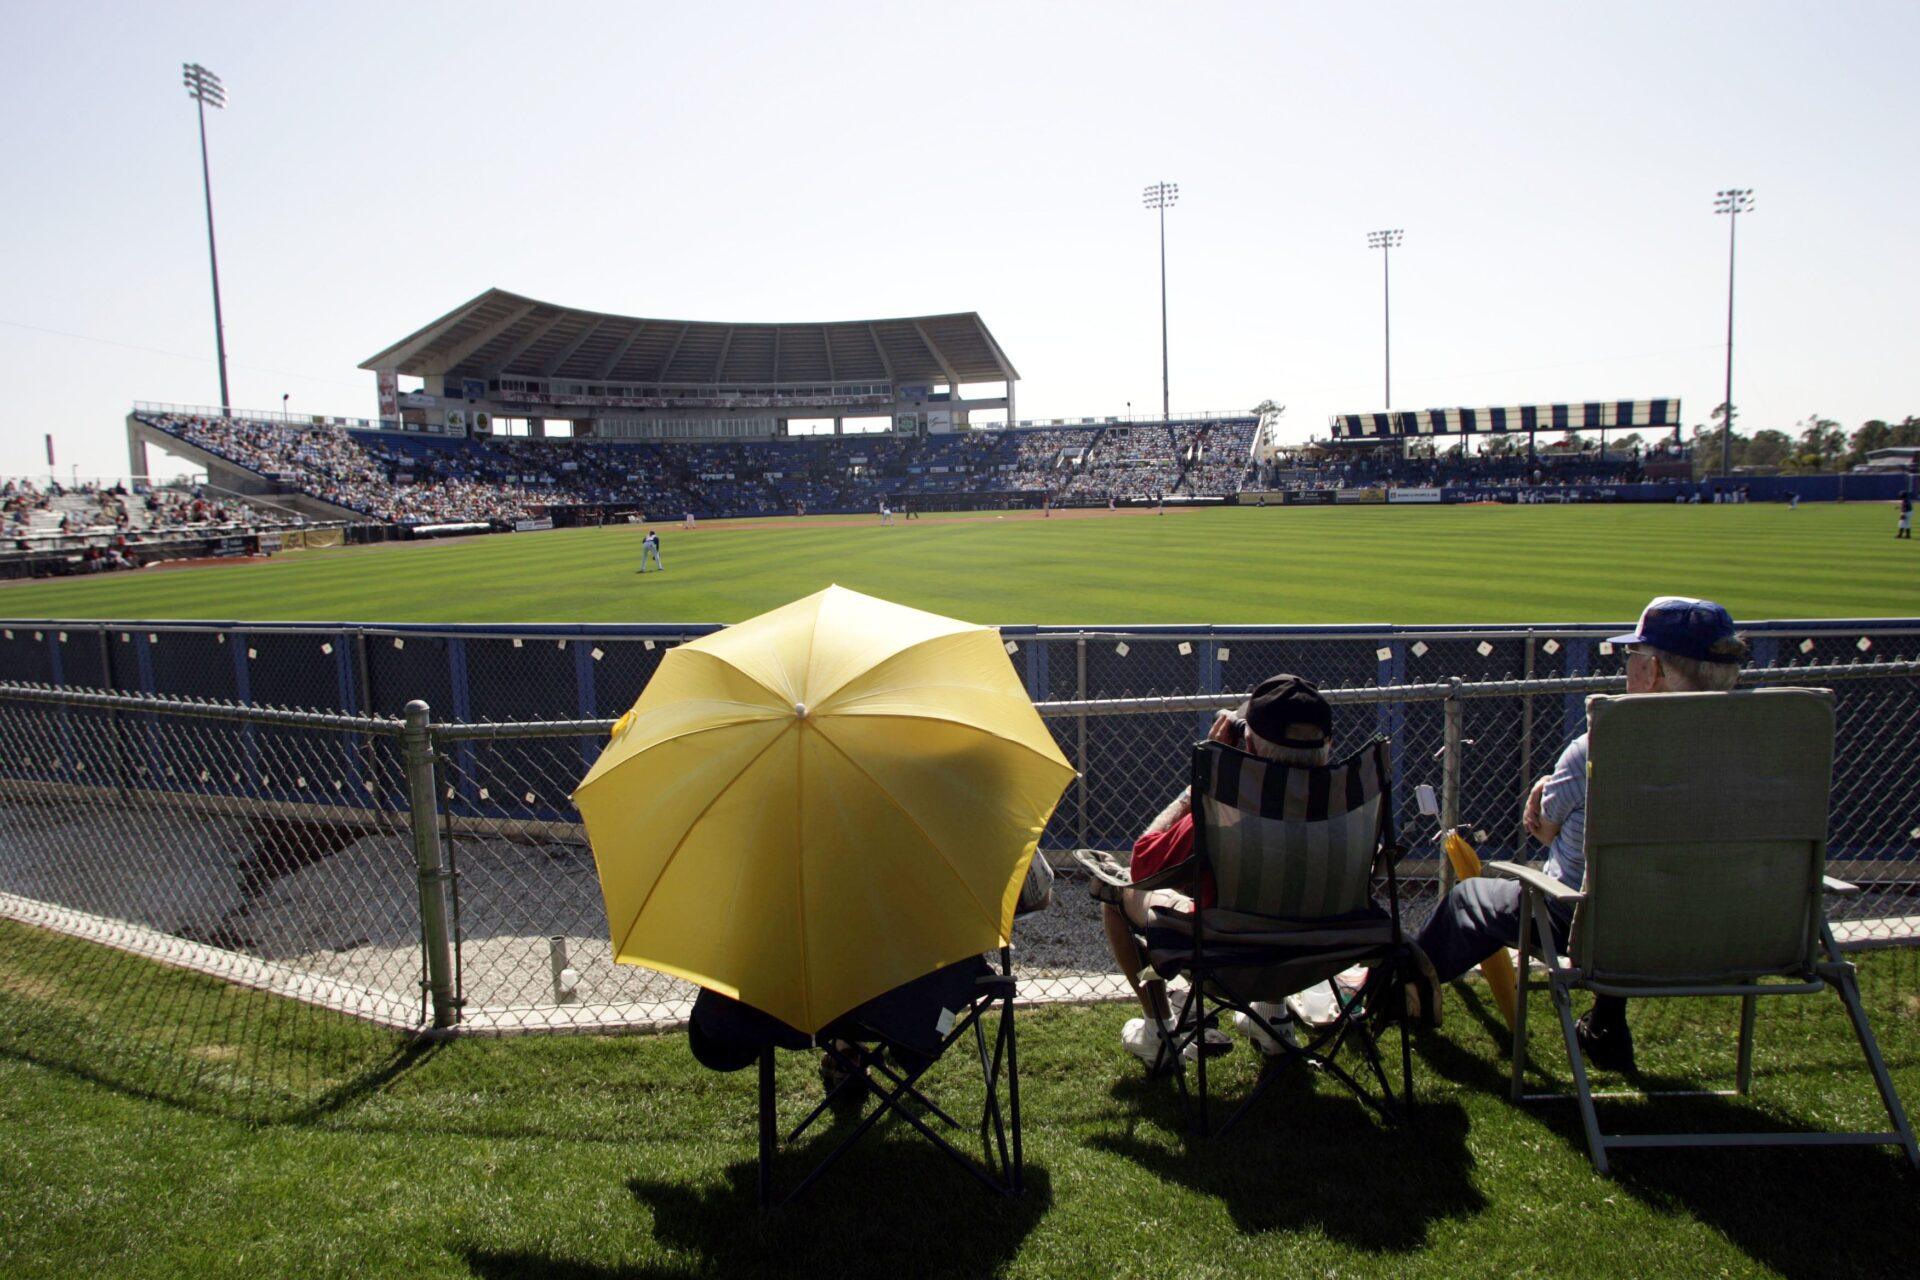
[[1091, 737, 1418, 1135], [690, 950, 1022, 1208], [688, 856, 1052, 1208], [1489, 688, 1919, 1173]]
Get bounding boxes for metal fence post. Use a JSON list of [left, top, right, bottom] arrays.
[[1075, 633, 1089, 848], [402, 699, 460, 1029], [1516, 634, 1536, 859], [1440, 678, 1464, 894]]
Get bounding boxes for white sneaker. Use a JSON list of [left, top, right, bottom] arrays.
[[1122, 1017, 1232, 1067], [1232, 1002, 1301, 1056]]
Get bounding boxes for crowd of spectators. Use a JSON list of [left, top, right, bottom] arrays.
[[142, 411, 1269, 524]]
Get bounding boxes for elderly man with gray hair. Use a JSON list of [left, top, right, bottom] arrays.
[[1412, 596, 1751, 1071]]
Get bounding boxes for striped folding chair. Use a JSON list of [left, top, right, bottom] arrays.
[[1135, 736, 1417, 1135]]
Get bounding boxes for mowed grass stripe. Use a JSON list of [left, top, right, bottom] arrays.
[[0, 504, 1913, 625]]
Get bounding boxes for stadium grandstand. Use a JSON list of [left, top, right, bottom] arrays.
[[111, 287, 1268, 537]]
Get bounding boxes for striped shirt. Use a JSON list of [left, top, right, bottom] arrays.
[[1541, 733, 1589, 890]]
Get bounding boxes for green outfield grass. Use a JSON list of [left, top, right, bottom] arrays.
[[2, 504, 1914, 625]]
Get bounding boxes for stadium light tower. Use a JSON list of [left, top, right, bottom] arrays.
[[1714, 188, 1754, 479], [183, 62, 231, 415], [1143, 181, 1178, 422], [1367, 229, 1404, 409]]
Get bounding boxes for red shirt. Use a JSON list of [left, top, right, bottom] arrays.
[[1131, 811, 1215, 908]]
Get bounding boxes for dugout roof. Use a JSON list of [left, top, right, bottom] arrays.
[[360, 288, 1019, 387], [1328, 399, 1681, 443]]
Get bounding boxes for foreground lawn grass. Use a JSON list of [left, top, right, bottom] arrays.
[[2, 919, 1917, 1278], [1, 504, 1916, 625]]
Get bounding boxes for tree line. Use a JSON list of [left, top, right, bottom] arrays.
[[1687, 409, 1920, 477]]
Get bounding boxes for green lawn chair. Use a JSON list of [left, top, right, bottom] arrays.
[[1489, 687, 1918, 1173]]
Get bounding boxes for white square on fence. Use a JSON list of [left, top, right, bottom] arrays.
[[33, 632, 43, 642], [320, 642, 333, 656], [524, 792, 536, 804], [148, 634, 158, 645], [1376, 646, 1392, 662], [1543, 639, 1560, 655], [295, 777, 306, 789], [1217, 647, 1231, 661], [591, 647, 605, 661], [1858, 637, 1873, 652], [557, 641, 568, 651], [120, 633, 129, 643], [1598, 642, 1614, 656], [1800, 639, 1816, 654], [2, 630, 10, 640], [393, 638, 405, 650], [1115, 642, 1130, 657], [1178, 641, 1192, 656], [478, 787, 490, 800], [216, 634, 225, 644], [1476, 641, 1494, 657], [58, 632, 67, 643], [512, 638, 523, 648], [1004, 640, 1019, 654], [1411, 641, 1428, 657], [248, 648, 258, 660], [644, 640, 656, 650]]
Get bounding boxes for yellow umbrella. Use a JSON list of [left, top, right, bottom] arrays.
[[573, 585, 1076, 1034]]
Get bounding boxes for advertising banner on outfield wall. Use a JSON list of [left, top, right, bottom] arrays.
[[1335, 488, 1386, 504], [1389, 487, 1443, 504], [514, 518, 556, 532], [1284, 490, 1336, 505]]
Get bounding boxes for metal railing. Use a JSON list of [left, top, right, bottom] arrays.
[[3, 658, 1916, 1039]]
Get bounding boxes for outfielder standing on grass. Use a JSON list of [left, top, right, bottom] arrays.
[[1898, 493, 1911, 539], [639, 528, 664, 572]]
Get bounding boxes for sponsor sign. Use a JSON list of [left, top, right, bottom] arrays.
[[400, 392, 437, 409], [1284, 490, 1336, 505], [1388, 486, 1443, 504], [513, 517, 556, 532], [376, 371, 399, 420], [1335, 488, 1386, 504], [461, 378, 487, 401]]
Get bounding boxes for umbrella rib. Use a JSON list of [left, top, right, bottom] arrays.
[[613, 722, 797, 963], [808, 725, 1004, 932]]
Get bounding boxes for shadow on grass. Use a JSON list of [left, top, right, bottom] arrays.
[[0, 921, 437, 1125], [1093, 1054, 1484, 1251], [1435, 975, 1920, 1280], [461, 1149, 1053, 1280]]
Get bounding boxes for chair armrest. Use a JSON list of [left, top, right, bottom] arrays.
[[1823, 875, 1861, 897], [1483, 861, 1585, 905]]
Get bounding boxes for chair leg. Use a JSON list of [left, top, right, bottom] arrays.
[[1190, 977, 1210, 1137], [758, 1048, 776, 1209], [1511, 889, 1534, 1102], [1551, 976, 1609, 1175], [1735, 994, 1757, 1096], [1004, 977, 1025, 1194], [1830, 969, 1920, 1169]]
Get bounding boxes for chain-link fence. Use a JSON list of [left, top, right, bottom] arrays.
[[4, 656, 1917, 1038]]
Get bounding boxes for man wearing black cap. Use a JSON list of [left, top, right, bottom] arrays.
[[1102, 674, 1336, 1066], [1413, 596, 1749, 1071]]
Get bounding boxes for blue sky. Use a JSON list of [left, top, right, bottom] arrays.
[[3, 1, 1916, 476]]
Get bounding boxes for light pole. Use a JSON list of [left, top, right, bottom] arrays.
[[1143, 181, 1178, 423], [1367, 229, 1403, 409], [1713, 189, 1753, 479], [183, 62, 231, 415]]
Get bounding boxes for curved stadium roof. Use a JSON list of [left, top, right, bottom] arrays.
[[360, 288, 1018, 387]]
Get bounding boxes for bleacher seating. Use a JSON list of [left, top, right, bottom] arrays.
[[136, 411, 1264, 523]]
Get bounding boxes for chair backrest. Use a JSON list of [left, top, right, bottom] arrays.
[[1190, 738, 1390, 919], [1577, 688, 1833, 982]]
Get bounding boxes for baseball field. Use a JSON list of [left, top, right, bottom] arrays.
[[0, 502, 1913, 626]]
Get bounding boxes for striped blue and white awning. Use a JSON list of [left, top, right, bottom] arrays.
[[1328, 399, 1681, 442]]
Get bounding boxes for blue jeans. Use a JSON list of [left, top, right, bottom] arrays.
[[1414, 876, 1573, 984]]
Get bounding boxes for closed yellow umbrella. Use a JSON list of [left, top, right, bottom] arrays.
[[573, 585, 1075, 1034]]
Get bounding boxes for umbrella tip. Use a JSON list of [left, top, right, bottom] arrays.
[[795, 701, 808, 719]]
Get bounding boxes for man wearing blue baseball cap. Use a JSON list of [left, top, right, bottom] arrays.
[[1410, 596, 1749, 1071]]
